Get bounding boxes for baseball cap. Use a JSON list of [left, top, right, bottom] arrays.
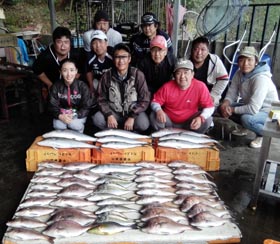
[[174, 59, 194, 72], [141, 12, 159, 25], [239, 46, 259, 61], [150, 35, 167, 49], [94, 10, 109, 22], [90, 30, 107, 42]]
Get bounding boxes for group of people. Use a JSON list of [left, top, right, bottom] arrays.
[[32, 10, 279, 149]]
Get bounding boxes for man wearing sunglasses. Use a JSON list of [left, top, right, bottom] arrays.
[[92, 43, 150, 133], [130, 12, 173, 65]]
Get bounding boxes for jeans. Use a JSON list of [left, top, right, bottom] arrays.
[[240, 112, 268, 136], [53, 117, 87, 133]]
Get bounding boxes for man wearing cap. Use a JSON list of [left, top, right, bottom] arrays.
[[150, 58, 214, 133], [220, 46, 278, 148], [190, 36, 229, 106], [137, 35, 175, 95], [92, 43, 150, 132], [130, 12, 173, 65], [85, 30, 113, 95], [83, 10, 122, 55]]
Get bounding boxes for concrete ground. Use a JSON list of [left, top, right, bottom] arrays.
[[0, 102, 280, 244]]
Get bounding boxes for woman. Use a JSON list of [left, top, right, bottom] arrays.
[[220, 46, 279, 148], [49, 58, 92, 133]]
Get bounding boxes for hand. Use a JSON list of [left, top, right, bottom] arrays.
[[220, 104, 233, 118], [190, 116, 202, 130], [107, 115, 118, 128], [59, 113, 73, 124], [156, 110, 166, 124], [124, 117, 135, 131]]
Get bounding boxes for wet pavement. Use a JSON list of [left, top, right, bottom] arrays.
[[0, 103, 280, 244]]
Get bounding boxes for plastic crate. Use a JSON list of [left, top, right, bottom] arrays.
[[26, 136, 92, 171], [155, 146, 220, 171], [92, 146, 155, 164]]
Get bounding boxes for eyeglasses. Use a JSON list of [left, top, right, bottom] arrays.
[[114, 55, 130, 60], [141, 14, 157, 24]]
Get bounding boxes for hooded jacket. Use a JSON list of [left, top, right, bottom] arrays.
[[225, 62, 279, 114]]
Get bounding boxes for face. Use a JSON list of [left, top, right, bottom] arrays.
[[91, 39, 108, 56], [54, 36, 71, 58], [174, 68, 194, 90], [113, 49, 131, 75], [191, 43, 209, 65], [238, 56, 257, 74], [150, 47, 167, 64], [95, 21, 109, 33], [60, 61, 77, 85], [142, 23, 157, 39]]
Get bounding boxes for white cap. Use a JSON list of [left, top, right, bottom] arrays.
[[90, 30, 107, 42]]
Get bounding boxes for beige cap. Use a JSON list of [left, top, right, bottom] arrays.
[[174, 59, 194, 72], [239, 46, 259, 60]]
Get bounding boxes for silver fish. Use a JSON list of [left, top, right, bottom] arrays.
[[19, 197, 55, 209], [91, 164, 140, 174], [137, 181, 174, 190], [94, 187, 132, 196], [175, 174, 216, 187], [27, 190, 58, 198], [43, 220, 93, 238], [62, 162, 95, 170], [187, 203, 230, 218], [88, 221, 136, 235], [134, 175, 175, 184], [136, 168, 173, 177], [101, 141, 146, 149], [141, 216, 194, 235], [158, 139, 211, 149], [96, 213, 136, 227], [136, 161, 172, 171], [37, 161, 63, 169], [30, 176, 60, 184], [95, 172, 136, 182], [190, 212, 231, 228], [5, 227, 53, 243], [140, 203, 179, 213], [180, 196, 223, 212], [159, 133, 217, 144], [173, 167, 213, 177], [15, 206, 55, 217], [176, 188, 215, 196], [42, 129, 97, 142], [136, 195, 173, 205], [36, 168, 66, 177], [151, 128, 188, 138], [37, 137, 98, 149], [96, 197, 136, 206], [29, 183, 62, 192], [136, 188, 176, 197], [95, 204, 141, 215], [87, 193, 131, 202], [97, 135, 148, 145], [7, 217, 47, 229], [176, 182, 215, 191], [180, 130, 210, 138], [73, 170, 99, 182], [56, 177, 95, 188], [58, 184, 94, 198], [168, 160, 201, 169], [95, 129, 150, 139], [50, 197, 94, 208]]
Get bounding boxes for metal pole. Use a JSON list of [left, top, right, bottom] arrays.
[[111, 0, 115, 27], [172, 0, 180, 57], [48, 0, 56, 33]]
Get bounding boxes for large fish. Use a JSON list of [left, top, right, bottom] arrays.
[[15, 206, 55, 218], [158, 139, 212, 149], [50, 197, 95, 208], [62, 162, 96, 171], [91, 164, 140, 174], [101, 141, 146, 149], [187, 203, 230, 218], [168, 160, 201, 169], [95, 129, 150, 139], [37, 138, 98, 149], [58, 184, 94, 198], [95, 204, 141, 215], [7, 217, 47, 229], [97, 135, 149, 145], [88, 222, 136, 235], [27, 190, 58, 198], [42, 129, 97, 142], [159, 133, 218, 144], [19, 197, 55, 209], [36, 168, 66, 177], [150, 128, 188, 138], [190, 212, 231, 228]]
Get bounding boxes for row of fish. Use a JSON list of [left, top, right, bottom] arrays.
[[5, 160, 233, 243]]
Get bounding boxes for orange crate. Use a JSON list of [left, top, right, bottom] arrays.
[[26, 136, 92, 171], [92, 146, 155, 164], [155, 146, 220, 171]]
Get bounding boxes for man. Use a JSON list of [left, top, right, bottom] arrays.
[[220, 46, 279, 148], [85, 30, 113, 95], [83, 10, 122, 56], [130, 12, 173, 65], [32, 26, 82, 89], [150, 59, 214, 134], [92, 43, 150, 132], [190, 36, 229, 106], [137, 35, 175, 95]]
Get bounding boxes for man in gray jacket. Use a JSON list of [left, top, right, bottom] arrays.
[[220, 46, 279, 148]]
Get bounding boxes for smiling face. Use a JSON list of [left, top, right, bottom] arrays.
[[60, 61, 78, 86], [191, 42, 209, 67], [91, 39, 108, 57], [238, 56, 257, 74], [174, 68, 194, 90], [142, 23, 158, 39], [150, 47, 167, 64], [113, 49, 131, 76]]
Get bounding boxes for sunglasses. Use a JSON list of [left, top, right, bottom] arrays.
[[142, 14, 157, 23]]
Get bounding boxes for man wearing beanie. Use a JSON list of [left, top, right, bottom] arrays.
[[83, 10, 122, 55]]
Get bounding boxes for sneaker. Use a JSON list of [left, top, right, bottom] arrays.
[[232, 128, 249, 136], [250, 137, 263, 148]]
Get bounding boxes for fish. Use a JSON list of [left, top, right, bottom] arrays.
[[136, 188, 176, 197], [141, 216, 195, 235], [58, 184, 94, 198], [30, 176, 61, 184], [95, 172, 136, 182], [180, 196, 223, 212], [56, 177, 96, 188], [43, 220, 93, 238], [95, 204, 141, 215], [42, 129, 97, 142], [136, 168, 173, 177], [91, 164, 140, 174], [73, 170, 99, 182], [180, 130, 210, 138], [37, 138, 98, 149], [176, 182, 215, 191], [15, 206, 55, 218], [173, 167, 213, 177], [87, 193, 131, 202], [96, 197, 136, 206], [7, 217, 48, 229], [136, 195, 173, 205], [62, 162, 96, 171], [158, 139, 211, 149], [47, 208, 96, 226], [134, 175, 175, 184], [136, 161, 172, 171], [37, 161, 63, 169], [26, 190, 58, 198], [19, 197, 55, 209], [50, 197, 95, 208], [150, 128, 188, 138], [159, 133, 218, 144], [88, 221, 136, 235], [168, 160, 201, 169], [187, 203, 230, 218], [174, 174, 217, 187], [140, 203, 179, 213], [36, 167, 66, 177], [97, 135, 149, 145], [137, 181, 174, 190], [97, 181, 137, 191], [101, 141, 146, 149], [190, 212, 231, 228], [5, 227, 53, 243], [29, 183, 62, 192], [95, 129, 150, 139], [96, 213, 136, 226], [176, 188, 215, 196]]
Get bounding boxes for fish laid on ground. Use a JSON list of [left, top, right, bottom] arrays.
[[95, 204, 141, 215], [134, 175, 175, 185], [159, 133, 218, 144], [176, 188, 215, 197], [5, 227, 53, 243], [96, 213, 136, 227], [97, 135, 149, 145], [37, 138, 98, 149], [101, 141, 146, 149], [136, 168, 173, 177], [187, 203, 230, 218], [180, 196, 224, 212], [62, 162, 96, 171], [26, 190, 57, 198], [176, 182, 215, 191], [190, 212, 231, 228], [58, 184, 94, 198], [175, 174, 217, 187], [158, 139, 211, 149], [180, 130, 210, 138], [136, 161, 171, 171], [96, 197, 136, 206], [168, 160, 201, 169], [15, 206, 55, 218], [141, 216, 195, 235], [136, 195, 173, 205], [36, 168, 66, 177], [47, 208, 96, 226], [137, 181, 174, 190], [136, 188, 176, 197], [19, 197, 55, 209], [30, 176, 61, 184], [43, 220, 93, 238], [73, 170, 99, 182], [37, 161, 63, 169], [91, 164, 140, 174], [50, 197, 95, 208], [88, 221, 136, 235], [87, 193, 131, 202], [56, 177, 95, 188], [42, 129, 97, 142], [29, 183, 62, 192], [173, 167, 209, 176], [95, 129, 150, 139], [7, 217, 47, 229], [150, 128, 188, 138]]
